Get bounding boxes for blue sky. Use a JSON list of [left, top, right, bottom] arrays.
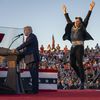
[[0, 0, 99, 49]]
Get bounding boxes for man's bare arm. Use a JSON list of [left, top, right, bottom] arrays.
[[89, 0, 95, 11], [62, 4, 67, 14]]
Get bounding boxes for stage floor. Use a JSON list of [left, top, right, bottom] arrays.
[[0, 90, 100, 100]]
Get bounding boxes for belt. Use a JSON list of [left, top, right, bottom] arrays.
[[72, 41, 84, 46]]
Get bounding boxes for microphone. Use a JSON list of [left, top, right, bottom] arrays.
[[15, 33, 23, 38], [9, 33, 24, 48]]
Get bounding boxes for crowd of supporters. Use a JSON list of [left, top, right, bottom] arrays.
[[39, 43, 100, 89]]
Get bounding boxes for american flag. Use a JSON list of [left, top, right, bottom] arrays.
[[0, 68, 58, 90]]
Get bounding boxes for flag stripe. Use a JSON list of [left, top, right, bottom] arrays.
[[39, 84, 57, 90], [39, 72, 57, 78]]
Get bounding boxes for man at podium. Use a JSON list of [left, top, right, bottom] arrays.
[[14, 26, 40, 94]]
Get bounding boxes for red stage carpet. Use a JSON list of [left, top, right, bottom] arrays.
[[0, 90, 100, 100]]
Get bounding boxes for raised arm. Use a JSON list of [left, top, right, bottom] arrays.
[[84, 0, 95, 28], [62, 4, 72, 23]]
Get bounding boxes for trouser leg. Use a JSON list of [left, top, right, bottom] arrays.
[[28, 63, 39, 93], [75, 45, 85, 83], [70, 46, 81, 78]]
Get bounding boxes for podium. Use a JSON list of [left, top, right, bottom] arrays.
[[0, 47, 24, 94]]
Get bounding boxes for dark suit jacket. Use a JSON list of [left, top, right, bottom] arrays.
[[17, 33, 40, 64], [63, 11, 94, 42]]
